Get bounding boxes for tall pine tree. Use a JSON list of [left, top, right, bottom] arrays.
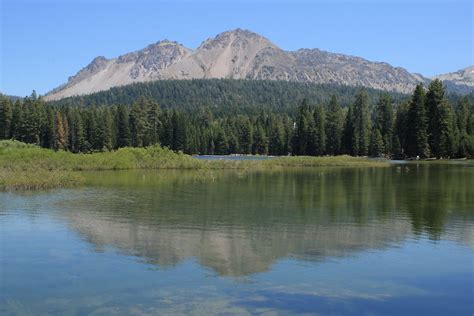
[[406, 84, 429, 158], [293, 99, 313, 155], [373, 93, 394, 156], [351, 89, 371, 156], [116, 105, 131, 148], [310, 105, 326, 156], [0, 96, 12, 139], [426, 79, 445, 157], [325, 95, 343, 155]]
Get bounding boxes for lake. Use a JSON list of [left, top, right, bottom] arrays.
[[1, 162, 473, 315]]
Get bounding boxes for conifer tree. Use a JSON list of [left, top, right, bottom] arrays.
[[71, 110, 85, 152], [374, 93, 394, 155], [22, 96, 43, 145], [159, 111, 173, 149], [253, 123, 269, 155], [199, 128, 211, 154], [9, 100, 22, 140], [65, 109, 75, 151], [406, 84, 430, 158], [342, 106, 354, 155], [238, 117, 253, 154], [208, 138, 215, 155], [101, 109, 113, 150], [81, 109, 93, 149], [269, 119, 286, 155], [293, 99, 313, 155], [54, 112, 66, 150], [0, 96, 12, 139], [425, 79, 449, 157], [311, 105, 326, 156], [393, 102, 409, 158], [325, 95, 343, 155], [62, 113, 70, 150], [171, 111, 187, 152], [283, 114, 293, 155], [468, 101, 474, 157], [214, 127, 229, 155], [426, 79, 444, 157], [456, 96, 473, 157], [145, 99, 161, 146], [437, 99, 455, 158], [351, 89, 371, 156], [129, 100, 147, 147], [41, 107, 55, 149], [369, 127, 384, 157], [116, 105, 131, 148]]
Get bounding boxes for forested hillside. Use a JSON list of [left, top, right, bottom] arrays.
[[46, 79, 409, 115], [1, 80, 473, 158]]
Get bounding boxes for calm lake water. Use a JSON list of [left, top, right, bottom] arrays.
[[1, 163, 473, 315]]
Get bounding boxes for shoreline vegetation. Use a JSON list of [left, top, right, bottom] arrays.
[[0, 140, 389, 190], [1, 80, 473, 162]]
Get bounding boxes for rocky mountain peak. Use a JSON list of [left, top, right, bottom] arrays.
[[218, 28, 266, 39], [144, 39, 187, 51], [434, 65, 474, 82], [118, 40, 190, 63], [67, 56, 109, 85], [43, 29, 473, 101], [432, 66, 474, 94], [199, 28, 277, 51], [88, 56, 108, 70]]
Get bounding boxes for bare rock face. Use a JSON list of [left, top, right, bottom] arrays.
[[47, 56, 109, 96], [163, 28, 282, 80], [119, 40, 192, 79], [290, 49, 425, 92], [44, 29, 472, 101], [46, 41, 191, 99], [433, 66, 474, 94]]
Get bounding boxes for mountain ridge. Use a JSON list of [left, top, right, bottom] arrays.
[[44, 29, 473, 100], [432, 66, 474, 95]]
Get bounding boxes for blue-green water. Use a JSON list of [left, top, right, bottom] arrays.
[[1, 163, 473, 315]]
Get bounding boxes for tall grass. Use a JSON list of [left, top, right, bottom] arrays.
[[0, 140, 388, 190]]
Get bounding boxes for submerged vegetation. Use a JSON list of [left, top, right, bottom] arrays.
[[0, 140, 387, 190]]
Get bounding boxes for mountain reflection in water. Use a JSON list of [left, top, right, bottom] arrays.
[[1, 163, 473, 315], [52, 165, 474, 276]]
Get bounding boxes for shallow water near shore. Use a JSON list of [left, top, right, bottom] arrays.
[[1, 162, 473, 315]]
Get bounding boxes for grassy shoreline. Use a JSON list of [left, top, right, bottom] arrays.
[[0, 140, 388, 190]]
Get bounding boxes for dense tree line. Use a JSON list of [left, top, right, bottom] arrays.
[[1, 79, 473, 158]]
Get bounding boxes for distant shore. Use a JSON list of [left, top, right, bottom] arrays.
[[0, 140, 389, 190]]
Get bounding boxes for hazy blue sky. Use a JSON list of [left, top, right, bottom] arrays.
[[1, 0, 472, 96]]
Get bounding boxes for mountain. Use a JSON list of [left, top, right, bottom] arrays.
[[44, 29, 468, 101], [433, 66, 474, 95]]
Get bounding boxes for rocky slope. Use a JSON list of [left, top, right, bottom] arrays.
[[433, 66, 474, 94], [44, 29, 470, 100]]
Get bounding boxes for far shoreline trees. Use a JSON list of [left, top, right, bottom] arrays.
[[0, 79, 473, 158]]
